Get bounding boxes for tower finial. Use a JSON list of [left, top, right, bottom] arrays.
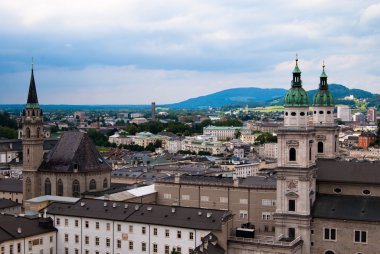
[[322, 60, 325, 69], [295, 54, 298, 65], [32, 57, 34, 69]]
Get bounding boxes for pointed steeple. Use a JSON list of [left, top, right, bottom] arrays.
[[27, 62, 39, 107], [313, 61, 334, 107], [284, 55, 309, 107]]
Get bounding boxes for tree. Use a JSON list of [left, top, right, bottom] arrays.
[[0, 112, 17, 129], [171, 247, 179, 254], [87, 129, 109, 147], [255, 132, 277, 144], [234, 130, 242, 139], [0, 126, 17, 139]]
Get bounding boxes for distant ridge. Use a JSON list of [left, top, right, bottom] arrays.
[[166, 84, 377, 108]]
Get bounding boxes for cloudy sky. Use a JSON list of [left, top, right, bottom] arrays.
[[1, 0, 380, 104]]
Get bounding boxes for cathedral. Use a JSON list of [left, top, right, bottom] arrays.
[[21, 65, 111, 201]]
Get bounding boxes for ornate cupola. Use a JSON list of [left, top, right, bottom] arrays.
[[284, 56, 309, 127], [312, 62, 335, 126]]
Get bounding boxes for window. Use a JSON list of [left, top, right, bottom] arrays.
[[65, 219, 68, 226], [142, 226, 146, 234], [50, 236, 53, 243], [72, 180, 80, 197], [324, 228, 337, 241], [106, 238, 110, 247], [318, 142, 324, 153], [103, 178, 108, 188], [85, 221, 89, 228], [106, 223, 110, 231], [289, 148, 296, 161], [117, 239, 121, 248], [177, 230, 182, 239], [165, 229, 170, 237], [189, 248, 194, 253], [153, 243, 158, 253], [75, 250, 78, 254], [56, 218, 60, 226], [142, 242, 147, 251], [75, 220, 79, 227], [240, 198, 248, 204], [333, 188, 341, 193], [325, 251, 335, 254], [300, 112, 305, 116], [117, 224, 121, 231], [319, 111, 324, 114], [165, 245, 170, 254], [129, 241, 134, 250], [89, 179, 96, 190], [291, 112, 296, 116], [309, 147, 312, 160], [182, 195, 190, 200], [220, 197, 228, 203], [239, 210, 248, 219], [153, 227, 158, 236], [96, 222, 99, 229], [262, 212, 272, 220], [26, 127, 31, 138], [57, 179, 63, 196], [177, 246, 182, 254], [354, 230, 367, 243], [64, 248, 68, 254], [95, 237, 99, 246], [85, 236, 89, 244], [201, 196, 209, 202], [164, 193, 171, 199], [44, 178, 51, 195], [129, 225, 133, 233], [262, 199, 276, 206], [17, 243, 21, 253], [285, 112, 288, 116], [363, 189, 371, 195], [64, 234, 68, 242], [288, 200, 296, 212], [75, 235, 79, 243], [288, 228, 295, 239], [189, 232, 194, 240]]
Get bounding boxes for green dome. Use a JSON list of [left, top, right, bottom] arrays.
[[284, 87, 309, 107], [313, 89, 334, 107]]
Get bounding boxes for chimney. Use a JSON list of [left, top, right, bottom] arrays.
[[174, 173, 180, 184], [233, 174, 239, 187]]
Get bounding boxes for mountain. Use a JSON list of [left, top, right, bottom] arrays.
[[167, 84, 377, 108], [167, 87, 287, 108]]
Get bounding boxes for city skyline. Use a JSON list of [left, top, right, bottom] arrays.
[[1, 0, 380, 104]]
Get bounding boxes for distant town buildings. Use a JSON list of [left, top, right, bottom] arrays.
[[358, 132, 377, 149], [203, 126, 251, 140], [337, 105, 352, 122], [367, 107, 377, 122]]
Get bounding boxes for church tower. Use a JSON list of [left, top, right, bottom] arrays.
[[274, 57, 316, 254], [312, 63, 339, 159], [22, 64, 44, 201]]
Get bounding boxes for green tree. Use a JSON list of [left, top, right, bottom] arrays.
[[171, 248, 179, 254], [255, 132, 277, 144], [0, 126, 17, 139], [0, 112, 17, 129], [234, 130, 242, 139], [87, 129, 109, 147]]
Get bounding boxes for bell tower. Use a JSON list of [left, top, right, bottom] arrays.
[[312, 62, 339, 159], [22, 63, 44, 200], [274, 56, 316, 254]]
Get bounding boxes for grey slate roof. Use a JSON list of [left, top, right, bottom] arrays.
[[191, 233, 225, 254], [317, 159, 380, 184], [0, 178, 22, 193], [46, 198, 232, 231], [38, 131, 111, 173], [0, 214, 56, 243], [313, 194, 380, 222], [0, 139, 57, 153], [0, 199, 20, 209]]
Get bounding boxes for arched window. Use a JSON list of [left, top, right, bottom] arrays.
[[72, 180, 80, 197], [103, 178, 108, 188], [318, 142, 324, 153], [289, 148, 296, 161], [37, 127, 40, 138], [57, 179, 63, 196], [89, 179, 96, 190], [309, 147, 312, 161], [26, 127, 31, 138], [325, 251, 335, 254], [44, 178, 51, 195], [25, 177, 32, 194]]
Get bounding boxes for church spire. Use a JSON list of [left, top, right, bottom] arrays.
[[292, 54, 302, 88], [319, 61, 328, 90], [27, 61, 39, 106]]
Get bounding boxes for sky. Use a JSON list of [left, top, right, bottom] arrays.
[[0, 0, 380, 104]]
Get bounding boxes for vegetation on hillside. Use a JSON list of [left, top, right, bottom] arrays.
[[0, 112, 18, 139]]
